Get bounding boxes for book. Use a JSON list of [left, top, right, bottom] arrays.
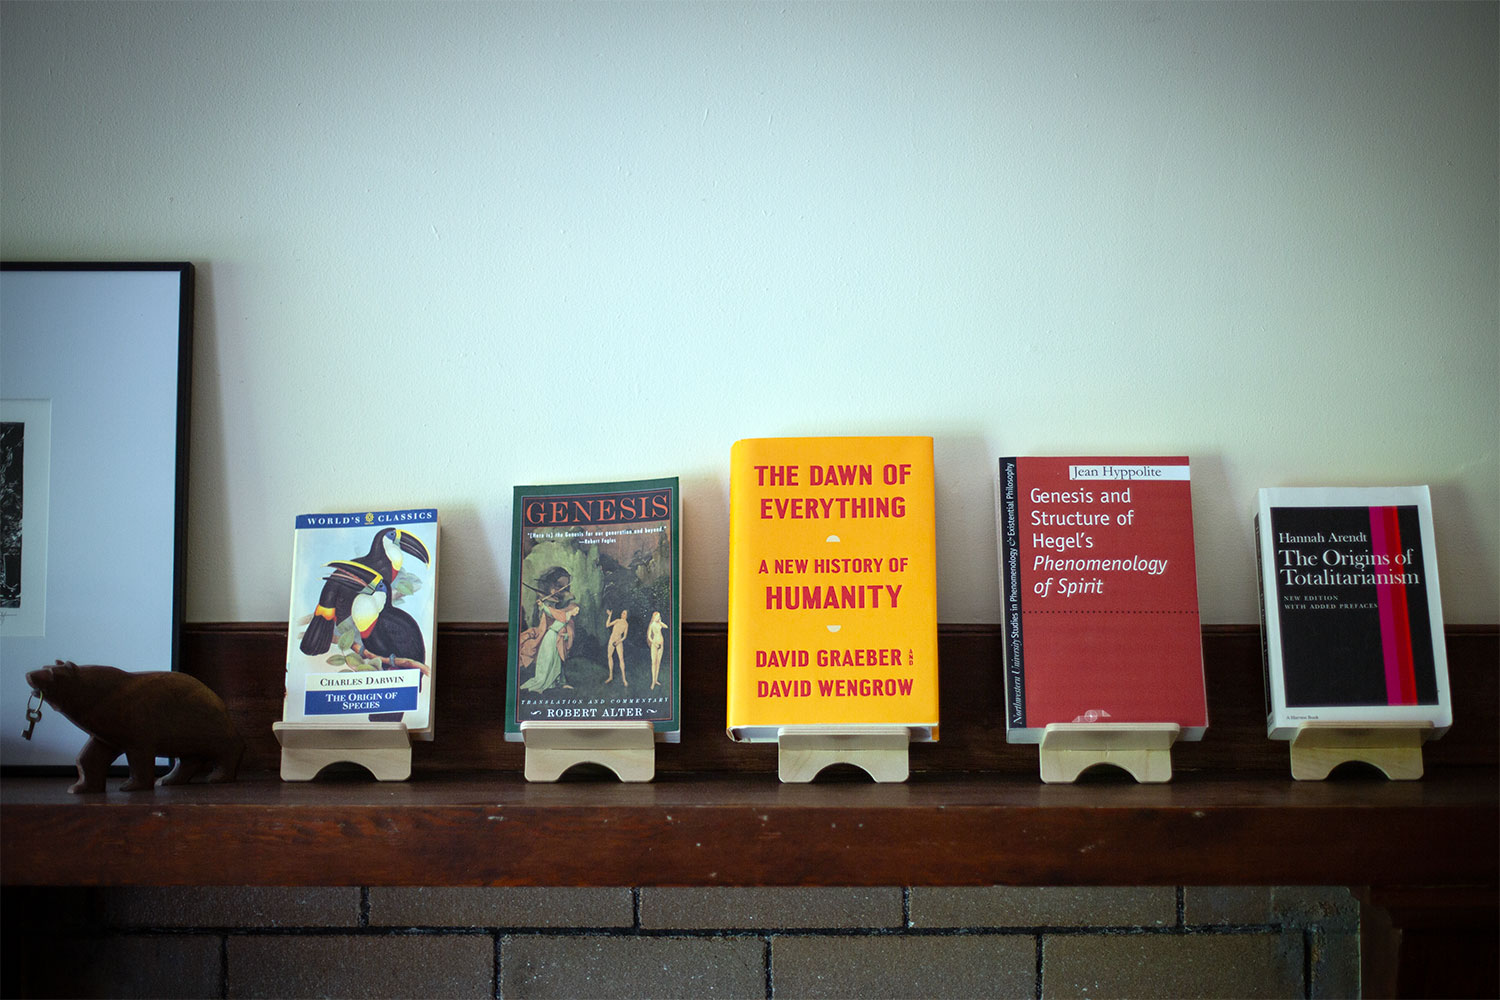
[[504, 478, 681, 741], [996, 457, 1207, 743], [1255, 486, 1451, 740], [283, 508, 439, 738], [726, 437, 939, 742]]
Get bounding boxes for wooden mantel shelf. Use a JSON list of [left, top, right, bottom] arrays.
[[3, 624, 1495, 892], [2, 768, 1495, 888]]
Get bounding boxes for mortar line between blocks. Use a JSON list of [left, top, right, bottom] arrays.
[[493, 931, 503, 1000], [122, 922, 1290, 938], [1034, 933, 1044, 1000], [1303, 927, 1314, 1000]]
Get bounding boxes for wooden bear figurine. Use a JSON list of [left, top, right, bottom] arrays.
[[24, 661, 244, 793]]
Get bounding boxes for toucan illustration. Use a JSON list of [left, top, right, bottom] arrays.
[[364, 600, 427, 663], [298, 528, 432, 657], [299, 561, 389, 656], [349, 576, 390, 643]]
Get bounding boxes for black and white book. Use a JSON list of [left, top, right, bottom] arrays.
[[1255, 486, 1450, 740]]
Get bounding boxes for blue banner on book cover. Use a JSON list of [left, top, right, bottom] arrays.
[[303, 668, 423, 715]]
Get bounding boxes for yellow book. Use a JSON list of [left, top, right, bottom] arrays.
[[726, 436, 939, 741]]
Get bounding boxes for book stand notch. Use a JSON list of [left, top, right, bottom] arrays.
[[520, 721, 655, 782], [1037, 723, 1182, 783], [1288, 721, 1434, 781], [777, 726, 911, 783], [272, 721, 413, 781]]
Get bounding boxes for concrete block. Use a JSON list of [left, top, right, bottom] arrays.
[[910, 886, 1176, 929], [640, 887, 903, 930]]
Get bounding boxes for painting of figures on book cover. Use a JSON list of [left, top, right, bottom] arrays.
[[283, 509, 439, 736], [505, 479, 680, 741], [1256, 486, 1450, 737]]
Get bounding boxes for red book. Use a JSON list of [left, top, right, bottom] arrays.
[[996, 457, 1207, 742]]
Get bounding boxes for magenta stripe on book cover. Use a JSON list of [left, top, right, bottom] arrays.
[[1385, 506, 1418, 704], [1369, 505, 1418, 706]]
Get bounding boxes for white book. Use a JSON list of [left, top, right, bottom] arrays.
[[283, 509, 439, 739], [1255, 486, 1449, 740]]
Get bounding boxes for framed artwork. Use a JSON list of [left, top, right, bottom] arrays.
[[1, 399, 50, 636], [0, 263, 193, 769]]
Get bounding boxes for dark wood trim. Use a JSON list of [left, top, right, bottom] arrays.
[[176, 622, 1499, 776], [1362, 884, 1500, 999], [3, 770, 1494, 889]]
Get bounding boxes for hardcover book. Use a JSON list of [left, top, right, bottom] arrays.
[[726, 437, 939, 742], [504, 478, 681, 741], [283, 508, 439, 738], [1255, 486, 1451, 739], [996, 457, 1207, 743]]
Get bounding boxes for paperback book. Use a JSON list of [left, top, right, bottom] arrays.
[[505, 478, 681, 741], [283, 508, 439, 738], [1255, 486, 1451, 739], [996, 457, 1206, 742], [726, 436, 939, 742]]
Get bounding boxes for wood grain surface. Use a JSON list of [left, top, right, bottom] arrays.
[[4, 770, 1494, 888]]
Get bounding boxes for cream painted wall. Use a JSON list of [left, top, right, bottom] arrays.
[[3, 1, 1495, 625]]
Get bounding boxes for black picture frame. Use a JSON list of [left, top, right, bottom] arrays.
[[0, 262, 194, 771]]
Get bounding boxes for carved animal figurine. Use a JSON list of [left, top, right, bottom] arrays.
[[24, 661, 244, 793]]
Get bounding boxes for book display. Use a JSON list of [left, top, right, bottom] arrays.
[[727, 437, 939, 781], [996, 457, 1206, 782], [505, 478, 680, 781], [1255, 486, 1451, 779], [7, 457, 1494, 995], [273, 509, 439, 780]]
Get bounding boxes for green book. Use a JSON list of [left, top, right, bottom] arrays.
[[504, 479, 681, 741]]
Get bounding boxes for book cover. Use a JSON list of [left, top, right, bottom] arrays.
[[726, 437, 939, 742], [283, 508, 439, 738], [996, 457, 1206, 743], [1255, 486, 1451, 739], [504, 478, 681, 741]]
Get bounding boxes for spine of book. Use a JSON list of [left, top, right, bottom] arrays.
[[997, 457, 1026, 731], [1254, 513, 1275, 725]]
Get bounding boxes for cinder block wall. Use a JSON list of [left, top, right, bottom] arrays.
[[2, 885, 1358, 998]]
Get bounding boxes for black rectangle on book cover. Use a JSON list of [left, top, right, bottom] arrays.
[[1269, 504, 1438, 708]]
